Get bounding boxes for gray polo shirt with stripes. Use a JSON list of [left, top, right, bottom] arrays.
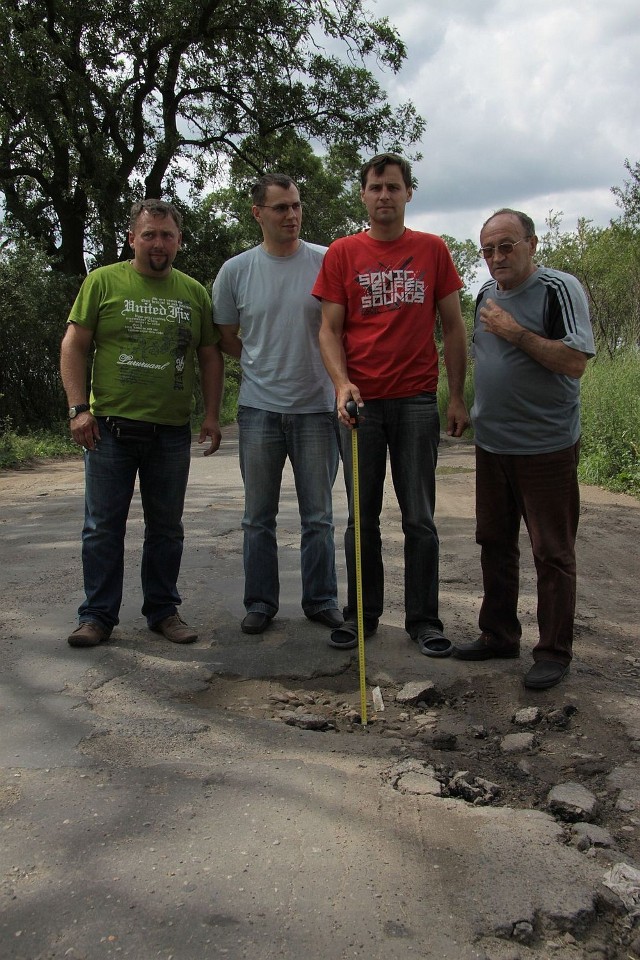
[[471, 266, 596, 454]]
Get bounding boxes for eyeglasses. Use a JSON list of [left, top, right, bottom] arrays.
[[257, 202, 302, 215], [478, 237, 530, 259]]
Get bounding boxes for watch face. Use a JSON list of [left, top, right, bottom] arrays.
[[69, 404, 88, 418]]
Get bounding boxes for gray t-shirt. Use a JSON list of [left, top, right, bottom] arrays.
[[212, 241, 335, 414], [471, 266, 596, 454]]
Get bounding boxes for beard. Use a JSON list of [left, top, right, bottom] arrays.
[[148, 252, 170, 272]]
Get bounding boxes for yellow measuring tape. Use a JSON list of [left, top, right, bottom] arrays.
[[346, 401, 368, 726]]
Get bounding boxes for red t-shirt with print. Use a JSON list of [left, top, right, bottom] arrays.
[[312, 228, 462, 400]]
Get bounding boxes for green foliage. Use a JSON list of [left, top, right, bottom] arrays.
[[190, 357, 241, 429], [0, 244, 81, 430], [612, 158, 640, 226], [179, 136, 368, 288], [219, 360, 241, 426], [440, 234, 482, 335], [0, 0, 424, 276], [441, 235, 482, 292], [0, 418, 78, 469], [539, 212, 640, 357], [578, 351, 640, 497]]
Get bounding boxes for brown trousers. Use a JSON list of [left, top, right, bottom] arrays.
[[475, 441, 581, 666]]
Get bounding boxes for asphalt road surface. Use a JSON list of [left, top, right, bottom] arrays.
[[1, 426, 639, 960]]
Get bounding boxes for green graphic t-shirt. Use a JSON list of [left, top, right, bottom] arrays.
[[68, 262, 219, 425]]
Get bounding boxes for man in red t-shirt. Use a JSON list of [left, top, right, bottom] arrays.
[[313, 153, 469, 656]]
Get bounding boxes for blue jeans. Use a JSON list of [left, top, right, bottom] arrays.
[[79, 419, 192, 630], [340, 394, 442, 639], [238, 406, 340, 617]]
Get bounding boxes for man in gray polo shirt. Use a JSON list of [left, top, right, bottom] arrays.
[[213, 173, 341, 635], [453, 208, 595, 689]]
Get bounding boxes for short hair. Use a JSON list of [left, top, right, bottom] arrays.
[[251, 174, 297, 206], [482, 208, 536, 237], [129, 199, 182, 232], [360, 153, 413, 190]]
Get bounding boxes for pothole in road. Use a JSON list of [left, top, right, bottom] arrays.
[[188, 668, 638, 850], [184, 667, 640, 960]]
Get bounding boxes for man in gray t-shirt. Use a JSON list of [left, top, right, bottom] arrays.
[[213, 173, 341, 635], [453, 208, 595, 690]]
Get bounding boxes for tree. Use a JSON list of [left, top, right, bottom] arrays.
[[0, 244, 78, 429], [178, 133, 367, 288], [0, 0, 424, 277], [539, 212, 640, 356], [612, 158, 640, 227], [440, 234, 481, 328]]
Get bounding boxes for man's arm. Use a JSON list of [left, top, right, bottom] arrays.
[[438, 290, 470, 438], [480, 298, 589, 377], [197, 343, 224, 456], [216, 322, 243, 359], [60, 322, 100, 449], [318, 300, 361, 426]]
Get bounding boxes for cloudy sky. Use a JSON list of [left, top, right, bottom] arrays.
[[368, 0, 639, 271]]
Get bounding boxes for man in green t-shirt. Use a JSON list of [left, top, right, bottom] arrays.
[[60, 199, 224, 648]]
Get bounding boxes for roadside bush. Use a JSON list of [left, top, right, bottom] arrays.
[[0, 244, 81, 431], [0, 417, 78, 469], [191, 356, 241, 430], [578, 351, 640, 496]]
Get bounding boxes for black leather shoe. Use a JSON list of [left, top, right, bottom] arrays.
[[241, 612, 272, 635], [453, 634, 520, 660], [308, 608, 344, 629], [524, 661, 569, 690]]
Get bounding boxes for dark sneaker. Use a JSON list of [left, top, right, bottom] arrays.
[[68, 622, 111, 648], [150, 615, 198, 644]]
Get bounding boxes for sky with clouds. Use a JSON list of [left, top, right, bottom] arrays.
[[368, 0, 639, 266]]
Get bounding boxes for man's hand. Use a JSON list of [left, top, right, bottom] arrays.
[[479, 298, 522, 342], [198, 417, 222, 456], [446, 397, 470, 438], [336, 384, 364, 429], [70, 411, 100, 450]]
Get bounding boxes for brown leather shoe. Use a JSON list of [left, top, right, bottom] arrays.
[[68, 622, 111, 647], [150, 614, 198, 644]]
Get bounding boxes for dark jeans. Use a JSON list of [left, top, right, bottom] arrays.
[[238, 406, 340, 617], [475, 441, 581, 665], [340, 393, 442, 639], [78, 419, 191, 630]]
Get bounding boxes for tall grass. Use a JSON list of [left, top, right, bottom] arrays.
[[0, 418, 79, 469], [578, 351, 640, 496]]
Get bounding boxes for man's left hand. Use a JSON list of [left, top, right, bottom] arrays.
[[198, 418, 222, 456], [446, 397, 470, 438]]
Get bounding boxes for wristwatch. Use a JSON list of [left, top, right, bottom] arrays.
[[68, 404, 90, 419]]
